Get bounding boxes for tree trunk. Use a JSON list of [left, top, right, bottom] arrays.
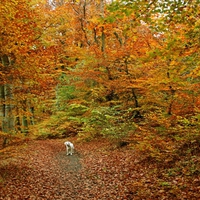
[[1, 85, 15, 132], [125, 58, 141, 118], [0, 55, 15, 134], [167, 71, 176, 115]]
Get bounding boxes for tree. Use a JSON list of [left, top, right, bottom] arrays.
[[0, 0, 57, 140]]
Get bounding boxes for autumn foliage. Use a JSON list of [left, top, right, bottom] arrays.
[[0, 0, 200, 199]]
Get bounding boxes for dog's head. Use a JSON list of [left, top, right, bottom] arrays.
[[64, 141, 72, 147]]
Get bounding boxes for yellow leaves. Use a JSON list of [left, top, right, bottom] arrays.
[[169, 60, 177, 66], [189, 66, 200, 78], [0, 1, 16, 19], [128, 54, 136, 60]]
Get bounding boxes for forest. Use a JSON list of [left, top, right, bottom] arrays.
[[0, 0, 200, 199]]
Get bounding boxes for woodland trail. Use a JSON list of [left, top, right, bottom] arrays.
[[0, 139, 136, 200], [1, 139, 200, 200], [0, 139, 85, 199]]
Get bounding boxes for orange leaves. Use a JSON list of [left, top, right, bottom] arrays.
[[0, 0, 58, 126], [1, 0, 199, 129]]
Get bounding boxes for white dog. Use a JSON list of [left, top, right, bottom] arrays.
[[64, 141, 74, 155]]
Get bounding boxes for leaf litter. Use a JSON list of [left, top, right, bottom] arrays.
[[0, 138, 200, 199]]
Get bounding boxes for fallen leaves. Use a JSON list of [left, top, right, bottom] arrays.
[[0, 138, 200, 199]]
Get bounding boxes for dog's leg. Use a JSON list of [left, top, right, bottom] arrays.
[[70, 146, 73, 155], [66, 146, 69, 155], [71, 145, 74, 155], [69, 146, 72, 155]]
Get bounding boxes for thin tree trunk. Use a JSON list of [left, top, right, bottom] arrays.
[[1, 55, 15, 134], [124, 58, 141, 118], [167, 71, 176, 115], [1, 85, 15, 133]]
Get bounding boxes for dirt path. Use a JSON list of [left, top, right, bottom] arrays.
[[0, 139, 85, 200], [0, 140, 147, 200], [1, 139, 199, 200], [0, 139, 137, 200], [1, 139, 133, 200]]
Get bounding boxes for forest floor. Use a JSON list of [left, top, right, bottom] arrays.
[[0, 138, 200, 200]]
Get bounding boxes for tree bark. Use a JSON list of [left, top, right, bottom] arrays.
[[0, 55, 15, 134]]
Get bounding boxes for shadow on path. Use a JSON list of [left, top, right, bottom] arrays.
[[56, 151, 82, 172]]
